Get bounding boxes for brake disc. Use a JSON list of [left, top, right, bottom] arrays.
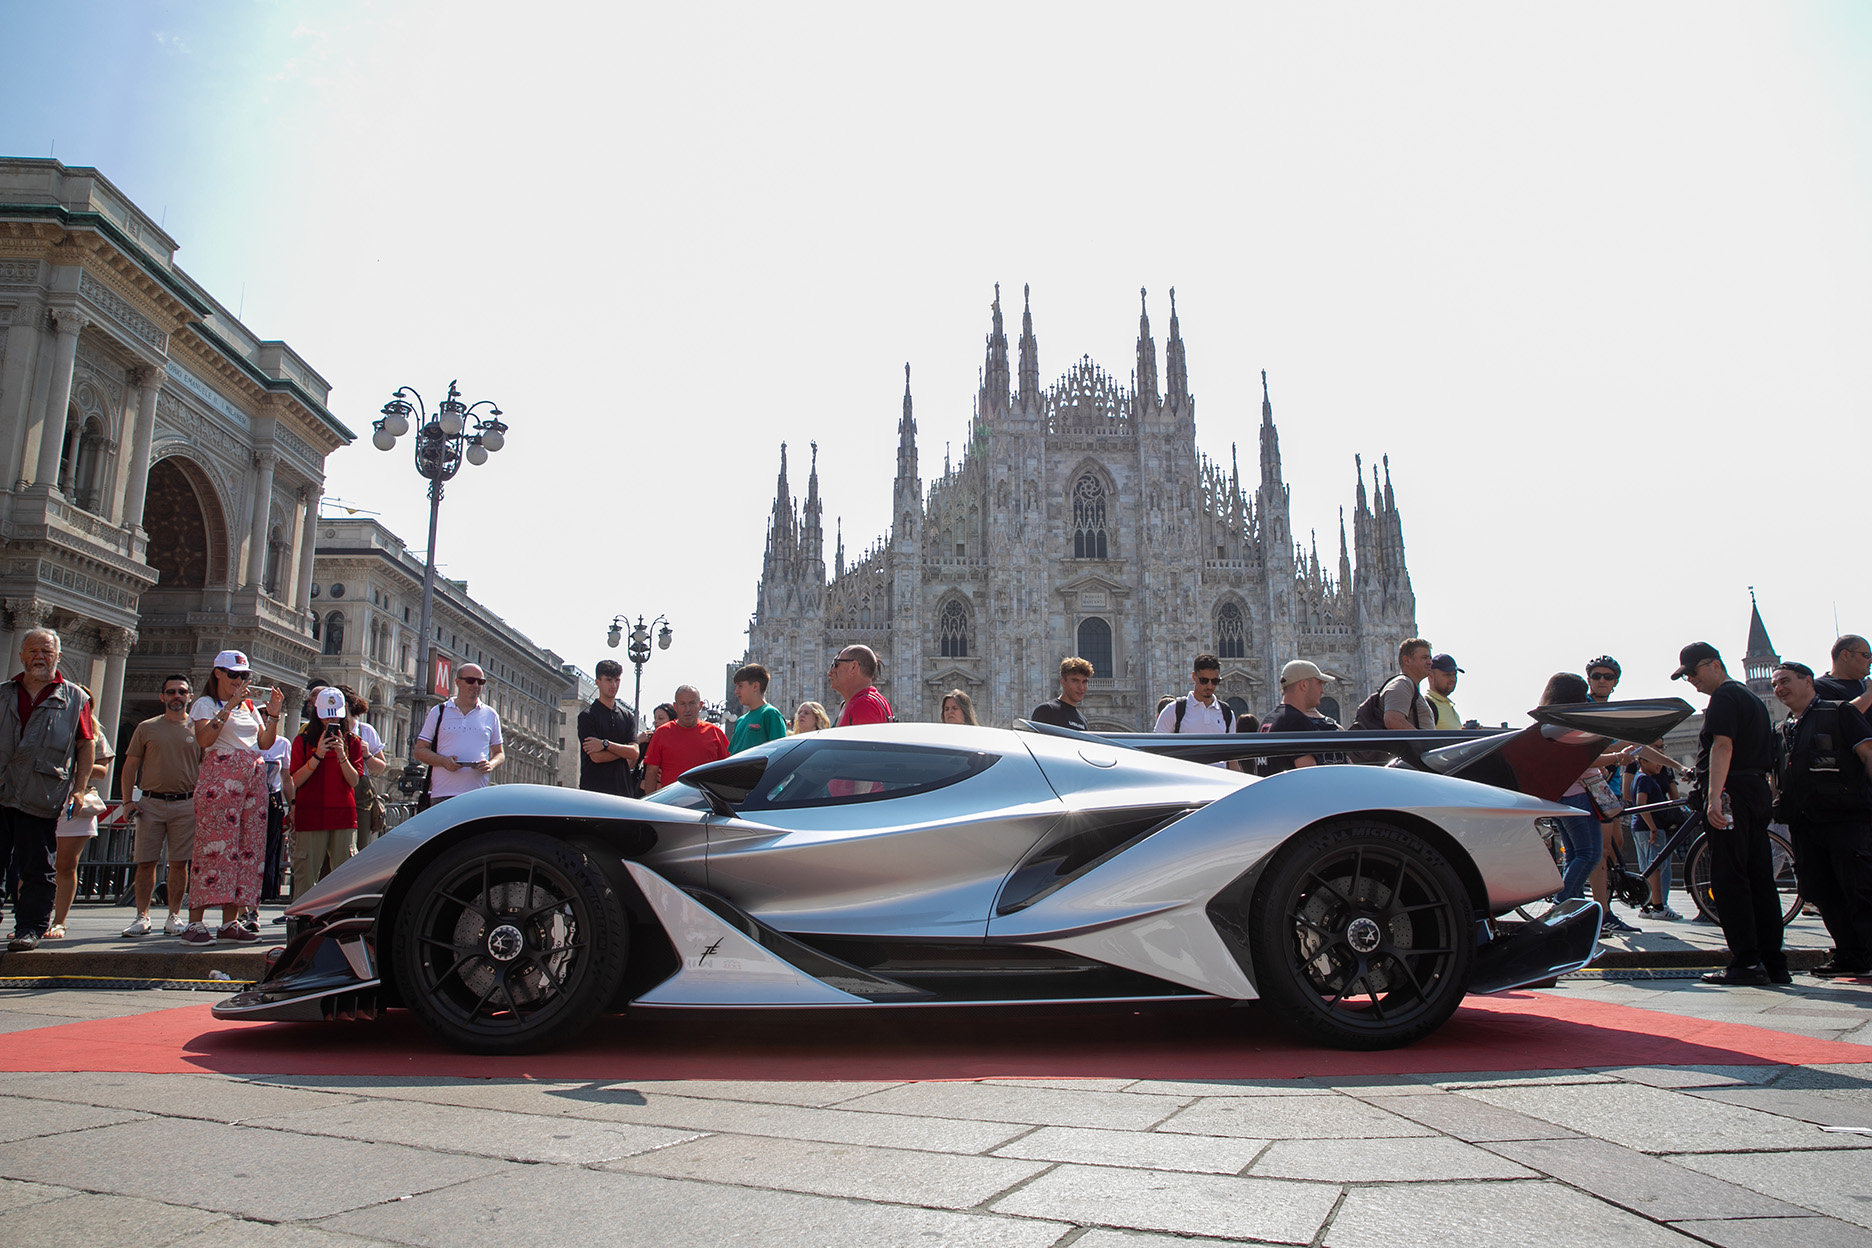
[[450, 880, 575, 1008]]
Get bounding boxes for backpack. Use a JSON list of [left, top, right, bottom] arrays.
[[1172, 696, 1233, 732], [1354, 680, 1425, 731]]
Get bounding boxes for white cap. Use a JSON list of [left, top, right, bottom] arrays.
[[1280, 659, 1327, 688], [314, 687, 348, 720], [213, 649, 251, 673]]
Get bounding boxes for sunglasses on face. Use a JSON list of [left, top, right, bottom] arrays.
[[1589, 673, 1617, 681], [1194, 676, 1221, 686], [459, 676, 486, 685]]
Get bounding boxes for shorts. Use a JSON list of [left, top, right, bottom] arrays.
[[132, 794, 197, 863]]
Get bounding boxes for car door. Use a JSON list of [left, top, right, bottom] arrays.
[[702, 736, 1062, 939]]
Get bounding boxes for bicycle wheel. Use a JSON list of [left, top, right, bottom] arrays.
[[1683, 831, 1803, 927]]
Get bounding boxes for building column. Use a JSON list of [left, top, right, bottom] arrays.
[[244, 449, 277, 590], [117, 364, 165, 527], [96, 625, 136, 744], [293, 484, 321, 617], [33, 307, 89, 489]]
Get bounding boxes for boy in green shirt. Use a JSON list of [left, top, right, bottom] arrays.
[[730, 663, 789, 754]]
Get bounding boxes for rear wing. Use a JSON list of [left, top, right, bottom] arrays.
[[1016, 698, 1694, 803]]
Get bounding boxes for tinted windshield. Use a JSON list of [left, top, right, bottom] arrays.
[[743, 739, 997, 810]]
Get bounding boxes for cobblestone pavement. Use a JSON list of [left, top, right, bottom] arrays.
[[0, 977, 1867, 1247]]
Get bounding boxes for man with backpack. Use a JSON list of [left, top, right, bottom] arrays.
[[1352, 638, 1435, 734], [1153, 653, 1236, 769], [1771, 660, 1872, 978]]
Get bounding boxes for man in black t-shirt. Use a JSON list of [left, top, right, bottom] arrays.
[[1771, 660, 1872, 977], [1263, 660, 1345, 775], [1030, 656, 1092, 731], [577, 660, 640, 798], [1674, 641, 1785, 985], [1815, 634, 1872, 716]]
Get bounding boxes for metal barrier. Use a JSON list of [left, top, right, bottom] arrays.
[[74, 805, 139, 904]]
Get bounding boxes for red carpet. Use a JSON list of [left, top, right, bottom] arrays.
[[1, 994, 1863, 1079]]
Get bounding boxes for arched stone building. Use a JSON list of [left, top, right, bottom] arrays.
[[0, 159, 350, 749], [746, 286, 1418, 729]]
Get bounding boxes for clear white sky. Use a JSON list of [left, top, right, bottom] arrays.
[[3, 2, 1867, 725]]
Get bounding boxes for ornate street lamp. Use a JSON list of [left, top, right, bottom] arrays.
[[606, 613, 672, 731], [372, 380, 510, 797]]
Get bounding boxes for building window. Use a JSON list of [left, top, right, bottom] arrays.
[[939, 599, 970, 658], [1077, 617, 1112, 678], [1216, 601, 1246, 660], [322, 610, 345, 656], [1072, 474, 1109, 559]]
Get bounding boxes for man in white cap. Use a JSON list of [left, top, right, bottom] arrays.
[[1264, 659, 1344, 774], [412, 662, 503, 801]]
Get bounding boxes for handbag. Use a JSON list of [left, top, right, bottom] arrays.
[[1580, 769, 1624, 822], [414, 702, 448, 813]]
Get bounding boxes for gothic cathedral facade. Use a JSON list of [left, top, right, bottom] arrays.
[[745, 286, 1418, 730]]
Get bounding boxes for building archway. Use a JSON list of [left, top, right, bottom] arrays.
[[143, 455, 231, 592]]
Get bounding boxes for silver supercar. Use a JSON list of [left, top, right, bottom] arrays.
[[215, 700, 1691, 1052]]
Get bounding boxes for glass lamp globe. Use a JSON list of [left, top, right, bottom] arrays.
[[657, 624, 673, 650], [478, 428, 505, 452], [606, 624, 622, 648], [372, 427, 397, 452], [438, 406, 466, 437], [465, 442, 489, 466], [381, 411, 410, 438]]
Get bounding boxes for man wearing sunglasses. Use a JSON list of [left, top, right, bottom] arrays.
[[412, 663, 503, 802], [1154, 653, 1236, 769], [1816, 635, 1872, 716]]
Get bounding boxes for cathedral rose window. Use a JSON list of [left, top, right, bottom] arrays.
[[1072, 474, 1109, 559], [939, 599, 971, 658]]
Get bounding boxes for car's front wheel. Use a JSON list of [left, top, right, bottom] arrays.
[[393, 830, 629, 1054], [1249, 819, 1475, 1050]]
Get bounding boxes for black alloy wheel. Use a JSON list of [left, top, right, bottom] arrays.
[[393, 831, 629, 1054], [1249, 819, 1475, 1050]]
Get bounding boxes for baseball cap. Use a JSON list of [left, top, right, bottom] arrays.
[[213, 649, 251, 673], [1671, 641, 1721, 680], [314, 687, 348, 719], [1430, 653, 1464, 674], [1280, 659, 1327, 688]]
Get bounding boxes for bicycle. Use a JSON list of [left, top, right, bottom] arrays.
[[1607, 798, 1801, 927]]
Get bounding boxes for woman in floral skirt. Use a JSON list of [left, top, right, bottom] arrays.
[[184, 649, 283, 944]]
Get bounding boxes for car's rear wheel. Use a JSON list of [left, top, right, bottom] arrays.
[[1249, 819, 1475, 1050], [393, 830, 628, 1054]]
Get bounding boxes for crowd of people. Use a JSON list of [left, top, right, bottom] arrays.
[[0, 635, 517, 949], [3, 622, 1867, 988]]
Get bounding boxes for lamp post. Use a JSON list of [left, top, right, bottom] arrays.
[[606, 613, 672, 731], [372, 380, 510, 797]]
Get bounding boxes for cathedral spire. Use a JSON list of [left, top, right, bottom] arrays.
[[1164, 286, 1189, 410], [897, 362, 918, 483], [1743, 587, 1780, 694], [1017, 282, 1039, 405], [1135, 286, 1158, 403], [835, 517, 845, 578], [803, 439, 823, 563], [1258, 370, 1283, 488], [980, 284, 1010, 415]]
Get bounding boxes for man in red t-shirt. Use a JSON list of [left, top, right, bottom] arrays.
[[643, 685, 729, 793], [831, 645, 893, 727]]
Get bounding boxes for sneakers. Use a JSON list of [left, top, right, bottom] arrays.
[[163, 912, 187, 936], [1810, 961, 1872, 979], [6, 931, 41, 952], [179, 922, 215, 945], [1639, 904, 1684, 921], [217, 921, 259, 943], [1601, 914, 1642, 934], [122, 914, 153, 937]]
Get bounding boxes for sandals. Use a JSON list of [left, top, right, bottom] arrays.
[[44, 924, 65, 939]]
